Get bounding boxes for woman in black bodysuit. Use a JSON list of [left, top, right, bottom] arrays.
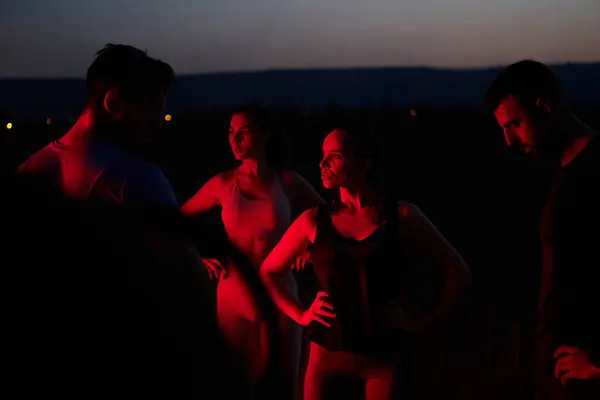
[[259, 126, 472, 399]]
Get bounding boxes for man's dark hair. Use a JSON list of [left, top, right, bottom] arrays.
[[86, 44, 175, 108], [483, 60, 563, 112]]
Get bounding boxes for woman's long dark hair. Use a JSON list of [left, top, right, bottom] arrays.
[[232, 104, 290, 170], [330, 122, 394, 224]]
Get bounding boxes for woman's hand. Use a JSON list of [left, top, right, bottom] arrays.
[[299, 292, 336, 327], [201, 257, 226, 280], [291, 250, 311, 271]]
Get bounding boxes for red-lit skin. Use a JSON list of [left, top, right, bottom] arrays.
[[554, 346, 600, 386], [228, 112, 268, 163], [181, 111, 323, 273], [181, 111, 323, 392], [181, 112, 323, 271], [53, 89, 166, 198], [493, 94, 542, 154], [45, 85, 215, 318], [493, 94, 596, 167], [58, 89, 166, 151], [260, 128, 472, 399]]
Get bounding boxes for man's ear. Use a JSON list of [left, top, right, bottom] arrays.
[[103, 89, 124, 118], [535, 97, 553, 115]]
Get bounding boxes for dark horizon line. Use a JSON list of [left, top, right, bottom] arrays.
[[2, 60, 599, 81]]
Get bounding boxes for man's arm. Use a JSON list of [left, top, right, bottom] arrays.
[[121, 163, 215, 286], [552, 178, 600, 350]]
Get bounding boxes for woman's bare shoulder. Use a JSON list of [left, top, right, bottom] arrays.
[[211, 169, 237, 188], [297, 206, 320, 242], [191, 170, 236, 202], [298, 206, 319, 224]]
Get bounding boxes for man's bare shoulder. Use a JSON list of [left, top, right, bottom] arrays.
[[397, 201, 420, 220], [18, 142, 60, 173]]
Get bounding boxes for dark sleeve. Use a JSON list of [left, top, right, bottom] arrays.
[[122, 163, 179, 209], [554, 170, 600, 351]]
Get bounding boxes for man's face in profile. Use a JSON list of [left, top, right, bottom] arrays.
[[493, 94, 561, 167], [494, 94, 539, 154]]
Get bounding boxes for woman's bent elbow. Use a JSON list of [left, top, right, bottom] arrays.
[[258, 267, 274, 287]]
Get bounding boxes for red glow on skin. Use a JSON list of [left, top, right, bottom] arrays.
[[493, 95, 538, 153]]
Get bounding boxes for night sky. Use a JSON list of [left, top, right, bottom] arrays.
[[1, 0, 599, 77]]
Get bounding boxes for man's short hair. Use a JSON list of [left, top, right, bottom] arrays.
[[86, 44, 175, 107], [483, 60, 563, 112]]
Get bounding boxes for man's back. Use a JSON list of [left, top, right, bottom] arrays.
[[18, 138, 178, 208]]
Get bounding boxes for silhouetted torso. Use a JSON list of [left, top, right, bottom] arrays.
[[2, 173, 247, 399], [537, 136, 600, 398]]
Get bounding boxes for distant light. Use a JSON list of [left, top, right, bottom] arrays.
[[6, 122, 12, 130], [410, 109, 417, 117], [46, 118, 52, 125], [164, 114, 172, 122]]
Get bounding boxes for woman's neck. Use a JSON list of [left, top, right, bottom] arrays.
[[338, 185, 372, 214], [239, 156, 274, 178]]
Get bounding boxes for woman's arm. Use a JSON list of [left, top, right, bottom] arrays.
[[180, 173, 225, 216], [281, 171, 324, 271], [180, 173, 228, 279], [259, 208, 318, 324], [401, 202, 472, 326]]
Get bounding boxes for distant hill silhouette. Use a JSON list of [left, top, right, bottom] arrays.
[[1, 63, 599, 121]]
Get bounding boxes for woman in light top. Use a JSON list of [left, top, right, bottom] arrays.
[[259, 126, 473, 400], [181, 106, 323, 398]]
